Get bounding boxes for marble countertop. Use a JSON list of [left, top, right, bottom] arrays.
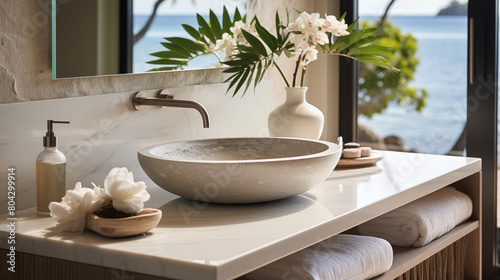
[[0, 151, 481, 280]]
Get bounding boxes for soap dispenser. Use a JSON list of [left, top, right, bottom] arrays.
[[36, 120, 70, 215]]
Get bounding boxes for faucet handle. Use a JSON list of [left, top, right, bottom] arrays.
[[156, 89, 174, 99], [132, 90, 174, 111]]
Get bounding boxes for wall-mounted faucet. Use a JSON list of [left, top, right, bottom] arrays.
[[132, 90, 210, 128]]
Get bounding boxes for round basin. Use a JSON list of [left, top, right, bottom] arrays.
[[138, 137, 342, 204]]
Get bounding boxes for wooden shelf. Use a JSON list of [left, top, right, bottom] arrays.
[[373, 220, 479, 280]]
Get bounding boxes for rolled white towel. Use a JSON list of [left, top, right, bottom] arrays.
[[358, 187, 473, 247], [244, 234, 393, 280]]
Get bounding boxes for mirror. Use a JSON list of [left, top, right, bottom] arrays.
[[52, 0, 247, 79]]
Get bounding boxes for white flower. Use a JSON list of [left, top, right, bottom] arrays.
[[302, 46, 319, 65], [324, 15, 349, 37], [288, 12, 322, 35], [230, 20, 247, 37], [215, 32, 237, 60], [48, 167, 150, 233], [287, 11, 330, 63], [313, 31, 329, 45], [287, 15, 307, 33], [290, 35, 308, 59], [104, 167, 150, 214], [203, 41, 216, 53], [49, 182, 111, 232], [230, 20, 258, 46]]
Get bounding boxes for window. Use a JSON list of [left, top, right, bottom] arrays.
[[339, 0, 498, 277]]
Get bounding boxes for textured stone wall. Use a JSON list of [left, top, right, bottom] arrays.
[[0, 0, 312, 104]]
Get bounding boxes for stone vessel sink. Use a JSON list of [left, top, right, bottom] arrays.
[[138, 137, 342, 204]]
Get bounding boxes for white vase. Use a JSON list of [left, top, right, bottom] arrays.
[[268, 87, 324, 140]]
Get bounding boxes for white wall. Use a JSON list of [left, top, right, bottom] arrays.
[[0, 82, 273, 214]]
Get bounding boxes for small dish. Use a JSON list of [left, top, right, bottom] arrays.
[[337, 150, 383, 168], [85, 208, 162, 238]]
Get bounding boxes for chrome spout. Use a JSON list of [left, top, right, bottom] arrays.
[[132, 91, 210, 128]]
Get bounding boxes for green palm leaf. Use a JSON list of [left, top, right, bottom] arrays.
[[150, 51, 191, 59], [182, 24, 201, 40], [164, 37, 205, 53], [197, 14, 216, 43], [161, 42, 192, 57], [241, 30, 267, 56], [346, 45, 391, 56], [255, 19, 279, 50], [209, 10, 223, 38], [222, 6, 232, 33], [147, 58, 188, 66], [355, 55, 398, 71], [233, 8, 242, 23]]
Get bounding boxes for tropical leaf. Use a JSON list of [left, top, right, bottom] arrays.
[[346, 45, 391, 56], [355, 55, 398, 71], [147, 58, 188, 66], [222, 6, 232, 33], [235, 52, 261, 61], [255, 19, 279, 50], [234, 8, 242, 23], [209, 10, 223, 38], [150, 51, 191, 59], [237, 44, 260, 55], [340, 35, 380, 54], [224, 71, 240, 83], [197, 14, 216, 43], [346, 18, 359, 33], [164, 37, 205, 53], [333, 28, 376, 53], [254, 61, 263, 87], [241, 30, 267, 56], [225, 71, 244, 94], [148, 66, 179, 72], [233, 67, 251, 96], [339, 12, 347, 21], [182, 24, 201, 40], [161, 42, 192, 57], [223, 59, 255, 67], [223, 66, 244, 73], [276, 12, 281, 44]]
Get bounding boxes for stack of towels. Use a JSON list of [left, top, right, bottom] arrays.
[[358, 187, 473, 247], [244, 187, 472, 280], [244, 234, 393, 280]]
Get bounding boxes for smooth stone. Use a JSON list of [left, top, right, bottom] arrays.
[[344, 142, 361, 149], [361, 147, 372, 157], [342, 148, 361, 159]]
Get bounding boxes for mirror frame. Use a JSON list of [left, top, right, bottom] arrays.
[[51, 0, 248, 79]]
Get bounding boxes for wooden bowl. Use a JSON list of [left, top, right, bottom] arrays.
[[86, 208, 162, 238]]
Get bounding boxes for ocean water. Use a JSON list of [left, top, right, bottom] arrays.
[[358, 16, 468, 155]]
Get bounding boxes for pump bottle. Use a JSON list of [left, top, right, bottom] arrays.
[[36, 120, 70, 215]]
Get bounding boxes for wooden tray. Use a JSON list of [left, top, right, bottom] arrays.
[[337, 150, 383, 168]]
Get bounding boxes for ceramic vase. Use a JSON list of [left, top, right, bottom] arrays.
[[268, 87, 324, 140]]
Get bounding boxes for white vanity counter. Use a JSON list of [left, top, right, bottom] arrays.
[[0, 151, 481, 280]]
